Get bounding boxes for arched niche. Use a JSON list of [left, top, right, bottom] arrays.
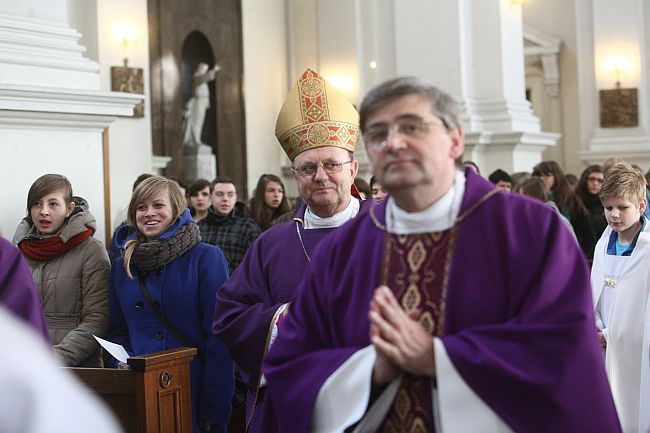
[[181, 31, 217, 165], [148, 0, 248, 196]]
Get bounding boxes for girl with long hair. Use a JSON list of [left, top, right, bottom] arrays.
[[108, 176, 233, 433], [532, 161, 596, 259], [575, 165, 607, 239], [13, 174, 109, 366], [250, 174, 290, 231]]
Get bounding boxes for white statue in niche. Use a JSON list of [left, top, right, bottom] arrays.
[[182, 63, 221, 147]]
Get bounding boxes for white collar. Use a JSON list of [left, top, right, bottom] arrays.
[[304, 197, 360, 229], [385, 170, 466, 234]]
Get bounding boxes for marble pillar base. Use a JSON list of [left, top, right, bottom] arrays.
[[183, 144, 217, 182], [463, 130, 559, 175]]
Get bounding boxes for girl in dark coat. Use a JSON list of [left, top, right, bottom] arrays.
[[533, 161, 597, 260], [576, 165, 607, 239]]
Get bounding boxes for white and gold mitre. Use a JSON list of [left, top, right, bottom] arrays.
[[275, 69, 359, 161]]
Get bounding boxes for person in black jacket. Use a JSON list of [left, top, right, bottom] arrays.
[[198, 176, 261, 274], [533, 161, 596, 260], [576, 165, 607, 240]]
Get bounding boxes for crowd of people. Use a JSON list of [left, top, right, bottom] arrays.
[[1, 69, 649, 433]]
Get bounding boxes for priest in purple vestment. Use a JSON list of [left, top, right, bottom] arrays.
[[212, 69, 364, 433], [264, 77, 621, 432], [0, 236, 49, 341]]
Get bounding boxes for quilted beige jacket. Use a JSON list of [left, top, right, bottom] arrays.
[[13, 208, 109, 367]]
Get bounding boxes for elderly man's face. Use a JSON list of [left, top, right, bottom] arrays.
[[292, 146, 358, 218], [364, 94, 464, 201]]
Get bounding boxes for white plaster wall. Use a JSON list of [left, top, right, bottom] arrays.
[[316, 0, 361, 105], [94, 0, 153, 231], [0, 128, 105, 242], [523, 0, 582, 174], [357, 0, 397, 98], [1, 0, 67, 22], [242, 0, 291, 197], [0, 1, 103, 242], [286, 0, 318, 80]]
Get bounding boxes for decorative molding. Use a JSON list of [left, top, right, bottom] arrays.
[[152, 155, 173, 173], [523, 24, 561, 98], [0, 13, 99, 73], [464, 130, 560, 173], [0, 84, 142, 130], [459, 98, 541, 132], [578, 145, 650, 167], [465, 130, 560, 148]]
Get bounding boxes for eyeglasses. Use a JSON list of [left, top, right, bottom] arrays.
[[364, 116, 447, 149], [291, 160, 353, 177]]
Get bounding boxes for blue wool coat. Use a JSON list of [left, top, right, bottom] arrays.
[[108, 210, 233, 433]]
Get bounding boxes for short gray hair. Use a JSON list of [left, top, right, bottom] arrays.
[[359, 76, 461, 133]]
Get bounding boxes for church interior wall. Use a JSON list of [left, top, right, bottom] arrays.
[[523, 0, 582, 175], [4, 0, 650, 238], [61, 0, 154, 234], [0, 0, 144, 243], [0, 128, 105, 240], [93, 0, 154, 231], [575, 0, 650, 169], [241, 0, 292, 198]]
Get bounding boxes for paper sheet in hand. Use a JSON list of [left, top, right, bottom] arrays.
[[94, 335, 129, 364]]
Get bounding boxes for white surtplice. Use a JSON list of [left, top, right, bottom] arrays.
[[592, 223, 650, 433]]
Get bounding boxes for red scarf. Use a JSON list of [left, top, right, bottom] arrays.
[[19, 228, 94, 261]]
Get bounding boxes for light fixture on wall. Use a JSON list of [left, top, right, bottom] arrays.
[[599, 55, 638, 128], [111, 23, 144, 117], [511, 0, 526, 5], [327, 74, 354, 91], [602, 55, 632, 89], [112, 23, 139, 67]]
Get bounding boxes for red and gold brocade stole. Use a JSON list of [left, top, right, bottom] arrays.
[[377, 229, 456, 433]]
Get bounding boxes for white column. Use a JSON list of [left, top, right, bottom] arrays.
[[315, 0, 362, 105], [578, 0, 650, 167], [390, 0, 558, 174], [0, 0, 100, 89]]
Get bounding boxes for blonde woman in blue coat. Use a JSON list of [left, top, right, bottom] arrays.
[[108, 176, 233, 433]]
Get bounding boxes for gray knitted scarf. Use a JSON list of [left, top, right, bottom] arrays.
[[131, 223, 201, 272]]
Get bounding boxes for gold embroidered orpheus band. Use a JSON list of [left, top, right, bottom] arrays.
[[275, 69, 359, 160], [299, 72, 328, 122], [378, 229, 457, 432]]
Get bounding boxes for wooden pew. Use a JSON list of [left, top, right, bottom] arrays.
[[67, 347, 197, 433]]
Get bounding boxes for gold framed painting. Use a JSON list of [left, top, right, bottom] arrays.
[[111, 66, 145, 118], [599, 87, 638, 128]]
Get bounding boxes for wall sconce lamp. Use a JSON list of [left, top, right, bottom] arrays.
[[599, 56, 637, 128], [112, 23, 139, 67], [111, 23, 144, 117]]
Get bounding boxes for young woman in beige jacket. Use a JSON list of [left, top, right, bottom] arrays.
[[13, 174, 109, 367]]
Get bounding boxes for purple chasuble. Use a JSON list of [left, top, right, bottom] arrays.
[[264, 169, 621, 433], [213, 206, 341, 433], [0, 237, 50, 341], [379, 231, 454, 433]]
